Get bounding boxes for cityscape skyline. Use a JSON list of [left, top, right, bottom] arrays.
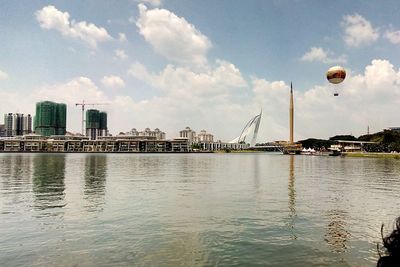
[[1, 102, 219, 142], [1, 104, 234, 143], [1, 1, 400, 141]]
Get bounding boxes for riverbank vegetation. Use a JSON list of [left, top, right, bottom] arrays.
[[299, 130, 400, 153]]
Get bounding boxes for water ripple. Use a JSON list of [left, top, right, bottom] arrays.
[[0, 153, 399, 266]]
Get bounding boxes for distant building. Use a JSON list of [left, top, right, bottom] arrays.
[[34, 101, 66, 136], [179, 127, 197, 143], [0, 124, 5, 137], [153, 128, 166, 140], [86, 109, 108, 140], [22, 114, 32, 135], [197, 130, 214, 143], [4, 113, 13, 136], [3, 113, 32, 137], [179, 127, 217, 145], [126, 128, 166, 140]]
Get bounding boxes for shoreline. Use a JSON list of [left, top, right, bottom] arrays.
[[0, 151, 214, 154], [342, 152, 400, 159]]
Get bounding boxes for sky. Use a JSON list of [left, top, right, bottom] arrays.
[[1, 0, 400, 141]]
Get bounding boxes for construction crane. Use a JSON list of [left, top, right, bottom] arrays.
[[75, 100, 109, 135]]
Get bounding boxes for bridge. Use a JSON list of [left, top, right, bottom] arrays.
[[230, 110, 262, 147], [252, 143, 284, 152]]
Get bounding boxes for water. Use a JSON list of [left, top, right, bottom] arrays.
[[1, 153, 400, 266]]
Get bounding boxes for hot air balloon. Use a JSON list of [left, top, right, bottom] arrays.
[[326, 66, 346, 96]]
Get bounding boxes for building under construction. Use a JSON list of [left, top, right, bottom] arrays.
[[34, 101, 66, 136], [86, 109, 108, 140]]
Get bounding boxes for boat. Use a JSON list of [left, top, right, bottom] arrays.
[[328, 145, 342, 156]]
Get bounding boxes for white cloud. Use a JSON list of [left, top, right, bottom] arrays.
[[2, 60, 400, 142], [364, 59, 399, 90], [385, 30, 400, 44], [35, 5, 112, 48], [128, 59, 247, 97], [248, 59, 400, 141], [0, 69, 9, 80], [135, 0, 163, 7], [128, 62, 152, 81], [301, 47, 327, 62], [136, 4, 211, 66], [342, 14, 379, 47], [301, 47, 347, 64], [115, 49, 128, 60], [36, 77, 109, 103], [125, 58, 400, 140], [295, 59, 400, 139], [118, 32, 127, 42], [126, 59, 251, 139], [101, 75, 125, 88]]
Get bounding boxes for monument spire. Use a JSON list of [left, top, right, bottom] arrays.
[[290, 82, 294, 144]]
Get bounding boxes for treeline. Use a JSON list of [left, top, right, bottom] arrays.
[[298, 130, 400, 152]]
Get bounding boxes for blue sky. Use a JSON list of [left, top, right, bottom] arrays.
[[1, 0, 400, 141]]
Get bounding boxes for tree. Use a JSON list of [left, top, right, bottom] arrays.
[[329, 135, 357, 141], [191, 143, 201, 150], [298, 138, 333, 150]]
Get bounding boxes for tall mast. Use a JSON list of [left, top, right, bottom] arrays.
[[290, 82, 294, 144]]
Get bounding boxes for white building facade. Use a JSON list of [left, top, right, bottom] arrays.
[[127, 128, 166, 140], [197, 130, 214, 142], [179, 127, 197, 143]]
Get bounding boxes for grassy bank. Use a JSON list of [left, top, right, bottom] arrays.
[[343, 152, 400, 159]]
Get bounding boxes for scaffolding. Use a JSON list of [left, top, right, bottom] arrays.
[[34, 101, 67, 136]]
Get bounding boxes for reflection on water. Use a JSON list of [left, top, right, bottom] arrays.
[[287, 155, 297, 239], [253, 154, 260, 189], [84, 155, 107, 212], [32, 154, 66, 211], [0, 155, 32, 215], [323, 158, 351, 254], [325, 209, 350, 253], [0, 155, 31, 192], [1, 153, 400, 266]]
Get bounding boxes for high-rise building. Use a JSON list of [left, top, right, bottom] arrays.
[[55, 103, 67, 135], [3, 113, 32, 137], [0, 124, 5, 137], [98, 111, 108, 137], [4, 113, 13, 137], [34, 101, 67, 136], [22, 114, 32, 135], [86, 109, 108, 140]]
